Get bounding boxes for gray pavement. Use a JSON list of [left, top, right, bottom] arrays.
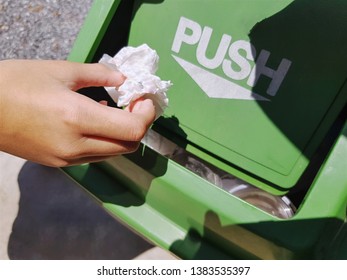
[[0, 153, 175, 260], [0, 0, 176, 260], [0, 0, 92, 60]]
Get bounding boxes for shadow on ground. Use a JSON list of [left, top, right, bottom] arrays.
[[7, 162, 152, 260]]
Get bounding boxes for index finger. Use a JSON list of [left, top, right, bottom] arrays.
[[54, 61, 126, 91]]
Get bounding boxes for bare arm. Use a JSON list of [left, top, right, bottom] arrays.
[[0, 59, 156, 166]]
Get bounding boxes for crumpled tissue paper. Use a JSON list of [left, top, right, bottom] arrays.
[[99, 44, 172, 118]]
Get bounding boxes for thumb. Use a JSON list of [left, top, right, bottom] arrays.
[[126, 98, 156, 126]]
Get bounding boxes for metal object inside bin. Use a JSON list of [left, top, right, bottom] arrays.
[[142, 129, 295, 219], [221, 176, 296, 219]]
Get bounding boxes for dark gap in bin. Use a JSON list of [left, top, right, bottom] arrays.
[[287, 101, 347, 207], [78, 0, 135, 105]]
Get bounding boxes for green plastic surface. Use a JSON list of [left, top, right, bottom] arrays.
[[125, 0, 347, 192], [63, 122, 347, 259], [64, 0, 347, 259]]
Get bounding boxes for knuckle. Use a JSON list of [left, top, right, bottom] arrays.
[[126, 141, 141, 153], [56, 150, 75, 163], [129, 118, 148, 142], [49, 157, 70, 168], [53, 143, 80, 163], [61, 104, 80, 128]]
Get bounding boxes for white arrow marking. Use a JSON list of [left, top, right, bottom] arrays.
[[172, 55, 270, 101]]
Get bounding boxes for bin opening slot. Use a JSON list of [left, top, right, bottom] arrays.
[[142, 129, 296, 219]]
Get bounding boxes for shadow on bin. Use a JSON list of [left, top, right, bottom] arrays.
[[248, 0, 347, 192], [169, 210, 347, 260]]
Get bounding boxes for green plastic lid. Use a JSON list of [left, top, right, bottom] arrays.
[[127, 0, 347, 192]]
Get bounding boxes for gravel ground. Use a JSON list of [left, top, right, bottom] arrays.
[[0, 0, 93, 60]]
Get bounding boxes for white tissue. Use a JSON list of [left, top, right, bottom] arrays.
[[99, 44, 172, 118]]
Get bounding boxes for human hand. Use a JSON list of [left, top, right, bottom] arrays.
[[0, 59, 156, 166]]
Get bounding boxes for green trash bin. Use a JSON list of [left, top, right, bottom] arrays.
[[64, 0, 347, 259]]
